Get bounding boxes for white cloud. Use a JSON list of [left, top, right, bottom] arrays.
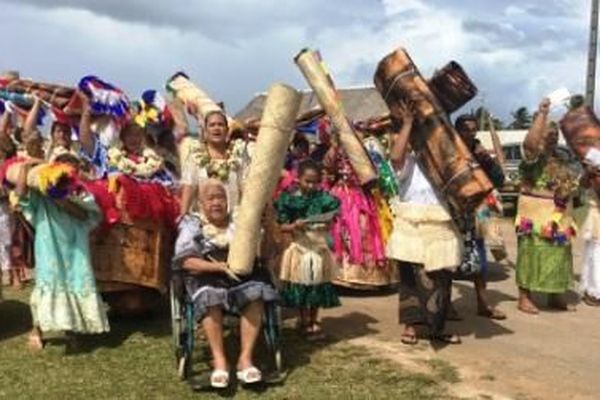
[[0, 0, 592, 123]]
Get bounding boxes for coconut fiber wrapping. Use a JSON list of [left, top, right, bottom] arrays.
[[227, 83, 302, 275], [373, 48, 492, 213], [294, 49, 377, 186], [560, 106, 600, 160]]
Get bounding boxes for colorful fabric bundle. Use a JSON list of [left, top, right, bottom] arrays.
[[33, 163, 79, 199], [0, 78, 76, 111], [82, 179, 120, 229], [78, 75, 130, 121], [133, 90, 172, 129], [115, 175, 179, 227]]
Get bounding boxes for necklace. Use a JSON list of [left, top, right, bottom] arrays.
[[107, 146, 164, 178], [189, 139, 246, 182]]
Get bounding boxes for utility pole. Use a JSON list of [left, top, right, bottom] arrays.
[[586, 0, 599, 108]]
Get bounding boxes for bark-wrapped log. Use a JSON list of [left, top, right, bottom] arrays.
[[428, 61, 478, 114], [373, 48, 492, 213]]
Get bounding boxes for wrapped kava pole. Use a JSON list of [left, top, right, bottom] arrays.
[[227, 83, 302, 275], [373, 48, 493, 213], [560, 105, 600, 190], [428, 61, 478, 114], [294, 49, 377, 186], [165, 71, 235, 128]]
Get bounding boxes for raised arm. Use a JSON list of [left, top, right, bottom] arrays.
[[22, 97, 42, 142], [0, 110, 11, 139], [523, 98, 550, 161], [388, 100, 415, 170], [78, 91, 95, 155]]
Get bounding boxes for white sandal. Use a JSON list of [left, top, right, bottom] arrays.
[[210, 369, 230, 388], [236, 366, 262, 384]]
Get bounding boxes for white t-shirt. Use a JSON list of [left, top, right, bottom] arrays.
[[396, 152, 443, 206]]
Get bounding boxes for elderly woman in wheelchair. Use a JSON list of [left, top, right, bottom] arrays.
[[172, 179, 278, 388]]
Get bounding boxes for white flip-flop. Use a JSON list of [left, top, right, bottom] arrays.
[[236, 366, 262, 384], [210, 369, 230, 388]]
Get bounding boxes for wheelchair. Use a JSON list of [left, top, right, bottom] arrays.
[[169, 260, 285, 386]]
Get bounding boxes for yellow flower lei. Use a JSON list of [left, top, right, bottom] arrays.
[[107, 146, 164, 178], [189, 139, 246, 182]]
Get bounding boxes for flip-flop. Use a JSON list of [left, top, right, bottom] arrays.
[[583, 294, 600, 307], [236, 366, 262, 385], [430, 333, 462, 345], [400, 333, 418, 345], [210, 369, 230, 389]]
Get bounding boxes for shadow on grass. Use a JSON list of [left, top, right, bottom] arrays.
[[188, 310, 379, 397], [70, 298, 172, 354], [0, 299, 32, 341]]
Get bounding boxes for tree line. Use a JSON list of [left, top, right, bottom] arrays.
[[468, 95, 585, 131]]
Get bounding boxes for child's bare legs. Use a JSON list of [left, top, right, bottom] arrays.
[[308, 307, 325, 338], [298, 308, 310, 333]]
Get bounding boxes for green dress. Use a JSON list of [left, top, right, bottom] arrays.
[[20, 191, 109, 333], [515, 155, 579, 293], [275, 190, 341, 308]]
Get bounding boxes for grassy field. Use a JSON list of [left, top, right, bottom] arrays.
[[0, 287, 454, 399]]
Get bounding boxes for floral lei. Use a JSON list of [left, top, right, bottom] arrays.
[[107, 146, 164, 178], [199, 212, 235, 249], [189, 139, 246, 182]]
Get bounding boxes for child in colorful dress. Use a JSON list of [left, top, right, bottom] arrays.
[[275, 159, 340, 338]]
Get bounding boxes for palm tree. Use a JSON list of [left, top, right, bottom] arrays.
[[509, 107, 532, 129], [472, 106, 505, 130]]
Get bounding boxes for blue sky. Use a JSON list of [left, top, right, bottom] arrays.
[[0, 0, 590, 122]]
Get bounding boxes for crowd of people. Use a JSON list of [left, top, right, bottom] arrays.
[[1, 69, 599, 389]]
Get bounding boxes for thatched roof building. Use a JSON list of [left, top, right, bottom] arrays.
[[235, 85, 389, 122]]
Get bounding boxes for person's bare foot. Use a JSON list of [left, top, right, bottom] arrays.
[[517, 296, 539, 315], [28, 332, 43, 351]]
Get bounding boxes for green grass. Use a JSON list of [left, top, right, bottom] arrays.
[[0, 287, 452, 399], [424, 359, 461, 384]]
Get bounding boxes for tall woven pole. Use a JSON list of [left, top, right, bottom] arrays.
[[586, 0, 599, 108], [294, 49, 377, 186], [227, 83, 302, 275]]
